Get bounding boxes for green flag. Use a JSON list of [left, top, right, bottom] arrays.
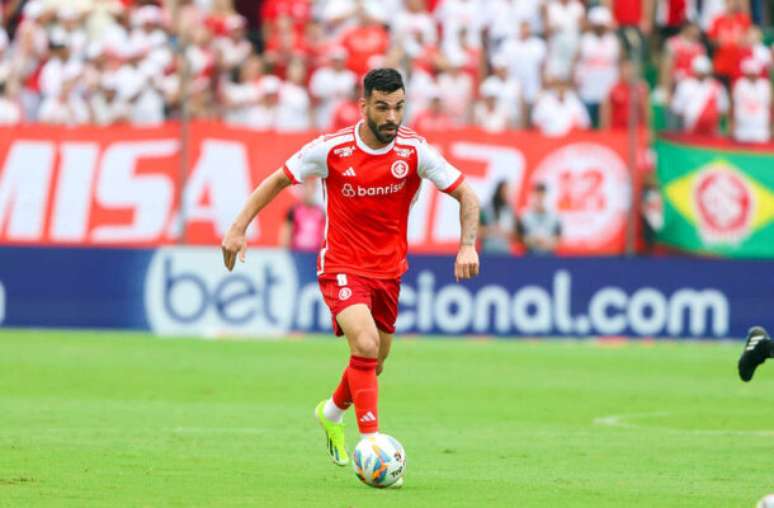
[[655, 138, 774, 258]]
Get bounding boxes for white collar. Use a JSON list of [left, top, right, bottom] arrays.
[[354, 121, 395, 155]]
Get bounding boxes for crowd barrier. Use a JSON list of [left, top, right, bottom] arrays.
[[1, 246, 771, 340], [0, 123, 644, 255]]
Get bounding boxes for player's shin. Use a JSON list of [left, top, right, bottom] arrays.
[[324, 368, 351, 423], [347, 355, 379, 435]]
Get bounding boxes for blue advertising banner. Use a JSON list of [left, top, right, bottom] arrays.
[[1, 246, 772, 339]]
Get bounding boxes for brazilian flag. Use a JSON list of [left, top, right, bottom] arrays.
[[655, 137, 774, 258]]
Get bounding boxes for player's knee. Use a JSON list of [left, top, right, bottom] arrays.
[[354, 330, 379, 358]]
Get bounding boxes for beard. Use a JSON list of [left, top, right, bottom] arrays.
[[367, 115, 399, 144]]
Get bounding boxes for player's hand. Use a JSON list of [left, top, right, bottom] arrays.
[[454, 245, 479, 282], [221, 225, 247, 271]]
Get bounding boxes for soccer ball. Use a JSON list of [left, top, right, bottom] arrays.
[[352, 434, 406, 488], [757, 495, 774, 508]]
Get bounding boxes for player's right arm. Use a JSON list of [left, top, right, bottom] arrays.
[[221, 136, 329, 271], [222, 169, 293, 271]]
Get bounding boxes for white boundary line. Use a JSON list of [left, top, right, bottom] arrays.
[[593, 411, 774, 436]]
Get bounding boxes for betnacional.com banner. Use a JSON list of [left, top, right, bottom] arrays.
[[2, 246, 773, 339], [0, 122, 639, 254], [656, 136, 774, 258]]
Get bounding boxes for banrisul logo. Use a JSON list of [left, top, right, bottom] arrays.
[[144, 247, 298, 336]]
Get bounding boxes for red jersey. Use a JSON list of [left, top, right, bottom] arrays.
[[709, 13, 751, 78], [283, 123, 464, 279], [613, 0, 642, 26], [339, 25, 390, 77], [608, 81, 649, 129]]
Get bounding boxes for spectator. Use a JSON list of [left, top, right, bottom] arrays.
[[0, 80, 22, 125], [473, 79, 510, 133], [214, 15, 252, 72], [518, 182, 562, 256], [708, 0, 752, 87], [654, 0, 694, 41], [247, 74, 282, 130], [671, 55, 728, 136], [575, 6, 620, 127], [89, 75, 130, 125], [410, 85, 459, 133], [275, 57, 312, 132], [531, 77, 590, 137], [391, 0, 437, 60], [657, 21, 705, 99], [496, 20, 546, 108], [483, 55, 524, 128], [543, 0, 584, 81], [38, 76, 89, 125], [222, 54, 264, 126], [600, 58, 650, 130], [738, 25, 772, 78], [730, 58, 771, 143], [53, 6, 87, 61], [640, 172, 663, 253], [329, 83, 361, 130], [604, 0, 653, 58], [338, 4, 389, 78], [280, 178, 325, 252], [309, 46, 356, 129], [39, 37, 82, 102], [434, 0, 483, 56], [437, 51, 473, 123], [479, 180, 518, 254]]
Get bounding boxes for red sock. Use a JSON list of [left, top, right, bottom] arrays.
[[331, 367, 352, 410], [347, 355, 379, 433]]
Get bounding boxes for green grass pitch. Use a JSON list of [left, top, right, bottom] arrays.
[[1, 329, 773, 507]]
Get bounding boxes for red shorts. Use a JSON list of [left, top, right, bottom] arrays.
[[318, 273, 401, 337]]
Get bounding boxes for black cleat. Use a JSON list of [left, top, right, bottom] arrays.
[[738, 326, 772, 382]]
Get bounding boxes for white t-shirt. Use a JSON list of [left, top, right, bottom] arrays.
[[437, 71, 473, 121], [435, 0, 484, 49], [480, 74, 522, 125], [215, 37, 253, 70], [474, 101, 510, 132], [276, 82, 311, 132], [496, 36, 546, 103], [575, 32, 621, 104], [309, 66, 357, 129], [392, 9, 437, 57], [544, 0, 584, 80], [671, 77, 729, 130], [223, 81, 262, 126], [39, 58, 83, 98], [733, 78, 771, 143], [531, 89, 590, 137], [38, 95, 90, 125], [0, 98, 21, 124], [90, 94, 131, 125]]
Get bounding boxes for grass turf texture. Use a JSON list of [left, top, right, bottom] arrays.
[[1, 330, 772, 507]]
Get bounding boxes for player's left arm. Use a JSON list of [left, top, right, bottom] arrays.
[[448, 181, 480, 281]]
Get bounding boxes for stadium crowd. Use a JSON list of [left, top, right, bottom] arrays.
[[0, 0, 771, 142]]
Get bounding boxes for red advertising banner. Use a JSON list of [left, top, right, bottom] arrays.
[[0, 122, 640, 254]]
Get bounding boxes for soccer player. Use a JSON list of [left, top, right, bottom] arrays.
[[221, 68, 481, 469], [738, 326, 773, 382]]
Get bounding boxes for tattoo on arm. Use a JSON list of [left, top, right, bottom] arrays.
[[459, 189, 479, 247]]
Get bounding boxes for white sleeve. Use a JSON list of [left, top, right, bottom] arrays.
[[283, 136, 329, 183], [417, 140, 464, 193]]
